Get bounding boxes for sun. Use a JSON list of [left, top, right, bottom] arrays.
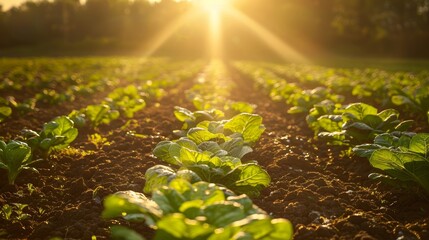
[[194, 0, 231, 14]]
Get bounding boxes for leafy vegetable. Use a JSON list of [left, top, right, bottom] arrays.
[[22, 116, 78, 157], [0, 140, 41, 184], [149, 140, 270, 197], [354, 133, 429, 193], [287, 87, 344, 114], [227, 101, 256, 115], [199, 138, 253, 159], [173, 107, 225, 135], [370, 149, 429, 193], [0, 106, 12, 123], [68, 110, 87, 128], [391, 87, 429, 123], [107, 85, 146, 118], [35, 89, 71, 105], [175, 110, 265, 146], [0, 203, 31, 223], [103, 180, 293, 240], [224, 113, 266, 145], [353, 132, 415, 158], [143, 165, 201, 194], [7, 97, 37, 114], [306, 100, 343, 134], [318, 103, 413, 146], [84, 104, 120, 128], [111, 226, 146, 240]]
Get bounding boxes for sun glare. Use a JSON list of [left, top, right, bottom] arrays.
[[195, 0, 231, 14], [192, 0, 231, 59], [138, 0, 307, 62]]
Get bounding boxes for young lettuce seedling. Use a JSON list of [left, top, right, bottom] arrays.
[[173, 106, 225, 136], [22, 116, 78, 158], [287, 87, 344, 114], [0, 140, 41, 184], [84, 104, 120, 128], [0, 106, 12, 123], [106, 85, 146, 118]]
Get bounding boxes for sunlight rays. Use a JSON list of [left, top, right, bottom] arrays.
[[139, 0, 308, 62], [197, 0, 230, 59], [194, 0, 231, 14], [225, 8, 308, 62], [208, 7, 224, 59], [140, 11, 197, 58]]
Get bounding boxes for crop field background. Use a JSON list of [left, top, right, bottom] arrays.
[[1, 0, 429, 240]]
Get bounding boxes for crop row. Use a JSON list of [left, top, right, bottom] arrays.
[[102, 61, 293, 239], [234, 62, 429, 195], [0, 60, 203, 185], [0, 58, 202, 124], [0, 58, 136, 123], [0, 60, 204, 238], [242, 62, 429, 123]]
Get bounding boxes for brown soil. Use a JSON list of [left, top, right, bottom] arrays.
[[0, 65, 428, 240]]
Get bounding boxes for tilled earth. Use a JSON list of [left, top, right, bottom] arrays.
[[0, 66, 428, 239]]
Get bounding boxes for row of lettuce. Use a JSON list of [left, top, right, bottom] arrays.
[[0, 58, 188, 123], [102, 61, 294, 240], [0, 60, 203, 185], [235, 62, 429, 195], [264, 62, 429, 123]]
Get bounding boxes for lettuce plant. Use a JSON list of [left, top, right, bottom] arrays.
[[68, 104, 120, 128], [223, 113, 266, 145], [147, 139, 270, 197], [366, 133, 429, 193], [148, 109, 268, 196], [0, 96, 36, 122], [7, 97, 37, 114], [353, 132, 415, 158], [227, 101, 256, 115], [391, 87, 429, 122], [35, 89, 71, 105], [173, 107, 225, 136], [0, 140, 41, 184], [68, 110, 87, 128], [106, 85, 146, 118], [103, 179, 293, 240], [0, 106, 12, 123], [84, 104, 120, 128], [287, 87, 344, 114], [185, 113, 265, 145], [174, 108, 265, 146], [317, 103, 413, 146], [306, 100, 343, 135], [22, 116, 78, 157]]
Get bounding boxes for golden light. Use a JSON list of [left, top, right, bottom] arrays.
[[207, 4, 223, 58], [226, 8, 308, 62], [139, 11, 197, 57], [138, 0, 308, 62], [194, 0, 231, 14], [191, 0, 232, 59]]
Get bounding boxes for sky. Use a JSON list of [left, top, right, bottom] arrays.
[[0, 0, 28, 10], [0, 0, 87, 10]]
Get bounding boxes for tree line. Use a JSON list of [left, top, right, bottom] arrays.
[[0, 0, 428, 58]]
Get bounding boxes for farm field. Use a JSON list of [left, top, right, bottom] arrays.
[[0, 57, 428, 239]]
